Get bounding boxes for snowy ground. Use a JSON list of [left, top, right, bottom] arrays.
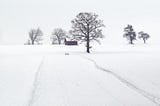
[[0, 45, 160, 106]]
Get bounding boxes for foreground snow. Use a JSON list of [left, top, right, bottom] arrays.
[[0, 45, 160, 106], [0, 55, 43, 106]]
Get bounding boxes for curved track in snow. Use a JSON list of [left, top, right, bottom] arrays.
[[27, 57, 45, 106], [81, 55, 160, 106]]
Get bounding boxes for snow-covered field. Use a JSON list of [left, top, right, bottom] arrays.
[[0, 45, 160, 106]]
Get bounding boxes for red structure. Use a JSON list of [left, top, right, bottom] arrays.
[[64, 39, 78, 45]]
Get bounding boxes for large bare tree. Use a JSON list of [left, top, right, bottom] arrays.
[[70, 12, 105, 53], [28, 28, 43, 45], [51, 28, 67, 45]]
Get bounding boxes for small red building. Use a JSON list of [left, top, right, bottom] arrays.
[[64, 39, 78, 45]]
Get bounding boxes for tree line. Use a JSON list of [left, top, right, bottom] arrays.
[[123, 25, 150, 44], [25, 12, 150, 53]]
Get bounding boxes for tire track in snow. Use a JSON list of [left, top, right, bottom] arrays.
[[27, 56, 45, 106], [80, 55, 160, 106]]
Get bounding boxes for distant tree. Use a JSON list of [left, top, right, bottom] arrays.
[[51, 28, 67, 45], [138, 31, 150, 44], [28, 28, 43, 45], [70, 12, 105, 53], [24, 39, 31, 45], [123, 25, 136, 44]]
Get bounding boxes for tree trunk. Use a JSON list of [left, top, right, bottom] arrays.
[[86, 25, 90, 53], [31, 40, 34, 45], [130, 38, 133, 44], [58, 37, 61, 45], [52, 41, 54, 45], [86, 38, 90, 53], [143, 39, 146, 44]]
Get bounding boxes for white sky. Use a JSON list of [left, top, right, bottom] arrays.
[[0, 0, 160, 45]]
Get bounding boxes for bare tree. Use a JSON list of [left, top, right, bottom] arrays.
[[70, 12, 105, 53], [28, 28, 43, 45], [138, 31, 150, 44], [123, 25, 136, 44], [24, 39, 31, 45], [51, 28, 67, 45]]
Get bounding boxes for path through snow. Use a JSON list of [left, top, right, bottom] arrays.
[[27, 57, 45, 106], [25, 54, 157, 106], [80, 55, 160, 106]]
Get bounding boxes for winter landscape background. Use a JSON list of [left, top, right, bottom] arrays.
[[0, 0, 160, 45], [0, 0, 160, 106]]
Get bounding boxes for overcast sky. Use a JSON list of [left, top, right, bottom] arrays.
[[0, 0, 160, 45]]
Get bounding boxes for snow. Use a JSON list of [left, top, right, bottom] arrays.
[[0, 45, 160, 106], [0, 55, 43, 106]]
